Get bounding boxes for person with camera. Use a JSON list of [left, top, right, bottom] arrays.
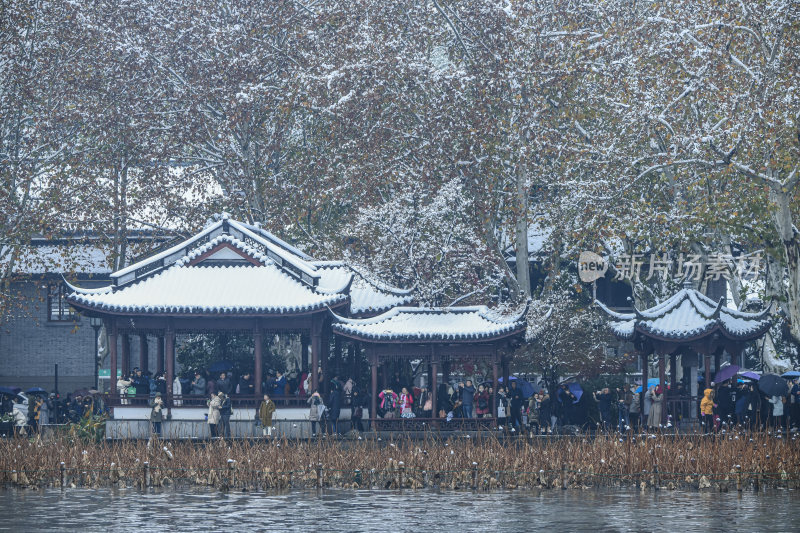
[[150, 392, 164, 437]]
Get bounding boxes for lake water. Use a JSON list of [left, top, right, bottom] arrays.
[[0, 487, 796, 532]]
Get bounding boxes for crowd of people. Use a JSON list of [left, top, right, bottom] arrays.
[[699, 379, 800, 432], [0, 389, 107, 436], [10, 365, 800, 440]]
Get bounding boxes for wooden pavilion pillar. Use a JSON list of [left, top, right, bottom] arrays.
[[139, 334, 149, 374], [165, 325, 175, 406], [658, 354, 666, 425], [370, 352, 378, 422], [714, 350, 722, 378], [347, 343, 356, 381], [156, 335, 165, 376], [492, 357, 499, 418], [502, 359, 510, 389], [107, 319, 118, 397], [121, 334, 131, 377], [704, 354, 711, 388], [311, 317, 321, 393], [640, 352, 648, 414], [430, 346, 438, 419], [321, 325, 331, 395], [254, 324, 263, 397], [669, 353, 678, 396], [301, 334, 309, 375], [334, 336, 342, 381], [443, 361, 450, 386]]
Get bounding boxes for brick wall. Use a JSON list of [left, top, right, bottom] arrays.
[[0, 280, 145, 393]]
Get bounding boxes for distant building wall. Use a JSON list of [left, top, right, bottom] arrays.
[[0, 279, 150, 393]]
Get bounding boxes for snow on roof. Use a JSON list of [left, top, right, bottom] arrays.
[[67, 263, 347, 315], [110, 216, 323, 289], [234, 220, 312, 261], [332, 306, 526, 342], [10, 244, 111, 275], [597, 287, 772, 342], [312, 262, 414, 315]]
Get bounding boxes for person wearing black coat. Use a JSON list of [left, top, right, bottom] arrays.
[[216, 392, 232, 438], [237, 373, 255, 396], [509, 380, 524, 430], [217, 373, 232, 396], [328, 386, 342, 435]]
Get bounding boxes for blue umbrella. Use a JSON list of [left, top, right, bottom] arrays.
[[208, 361, 234, 373], [636, 378, 661, 393], [25, 387, 48, 395], [498, 376, 536, 398], [781, 371, 800, 378], [568, 383, 583, 403], [741, 371, 761, 381]]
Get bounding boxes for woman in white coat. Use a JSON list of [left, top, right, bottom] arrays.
[[207, 393, 222, 438], [173, 376, 183, 406]]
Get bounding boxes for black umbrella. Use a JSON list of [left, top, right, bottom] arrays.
[[208, 361, 234, 373], [26, 387, 48, 395], [758, 374, 789, 397], [0, 386, 21, 396]]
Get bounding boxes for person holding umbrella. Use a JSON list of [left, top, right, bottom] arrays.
[[759, 374, 790, 430]]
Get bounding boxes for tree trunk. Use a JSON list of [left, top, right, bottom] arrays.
[[515, 160, 531, 299], [770, 186, 800, 342]]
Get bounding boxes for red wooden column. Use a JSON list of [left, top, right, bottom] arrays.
[[321, 324, 330, 395], [430, 345, 438, 419], [165, 326, 175, 406], [311, 318, 321, 393], [254, 324, 263, 397], [659, 354, 666, 424], [640, 352, 648, 414], [704, 354, 711, 388], [333, 335, 342, 380], [301, 335, 309, 375], [156, 336, 165, 376], [139, 334, 149, 373], [107, 319, 118, 397], [121, 334, 131, 377], [370, 352, 378, 422], [492, 358, 499, 418]]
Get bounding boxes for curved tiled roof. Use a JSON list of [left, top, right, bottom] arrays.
[[597, 288, 772, 342], [67, 264, 347, 315], [331, 305, 527, 342], [312, 262, 414, 315]]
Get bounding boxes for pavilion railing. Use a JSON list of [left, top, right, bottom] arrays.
[[107, 393, 313, 409], [370, 416, 496, 432]]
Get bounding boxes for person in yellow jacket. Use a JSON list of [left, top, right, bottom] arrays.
[[700, 388, 716, 433], [258, 394, 277, 438]]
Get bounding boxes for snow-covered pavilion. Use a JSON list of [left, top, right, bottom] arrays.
[[65, 215, 525, 425], [332, 305, 527, 428], [597, 283, 772, 414]]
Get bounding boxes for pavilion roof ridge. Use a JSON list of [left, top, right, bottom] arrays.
[[111, 218, 225, 280], [330, 304, 526, 342], [174, 233, 268, 267], [234, 219, 313, 261], [314, 260, 416, 296], [598, 285, 773, 344]]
